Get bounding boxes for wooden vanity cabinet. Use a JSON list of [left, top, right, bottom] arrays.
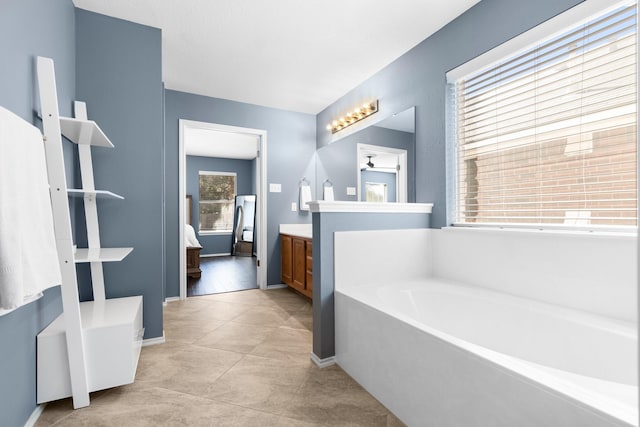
[[281, 233, 312, 299], [281, 234, 293, 284]]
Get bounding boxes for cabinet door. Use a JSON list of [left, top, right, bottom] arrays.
[[281, 235, 293, 285], [305, 240, 313, 295], [292, 238, 306, 291]]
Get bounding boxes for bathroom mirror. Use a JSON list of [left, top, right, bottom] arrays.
[[315, 107, 415, 202], [230, 194, 256, 256]]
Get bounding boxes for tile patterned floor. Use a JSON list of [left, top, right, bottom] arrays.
[[36, 288, 405, 426], [188, 256, 258, 297]]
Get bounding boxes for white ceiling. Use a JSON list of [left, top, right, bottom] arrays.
[[72, 0, 480, 114], [185, 127, 258, 159]]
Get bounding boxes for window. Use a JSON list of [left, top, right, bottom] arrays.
[[365, 182, 388, 202], [198, 171, 236, 233], [447, 1, 637, 230]]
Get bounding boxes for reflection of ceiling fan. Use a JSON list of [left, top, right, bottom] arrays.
[[366, 155, 375, 168]]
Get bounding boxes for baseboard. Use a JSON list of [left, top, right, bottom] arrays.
[[24, 403, 45, 427], [200, 252, 231, 258], [266, 284, 287, 290], [142, 333, 165, 347], [310, 352, 336, 368], [163, 296, 180, 305]]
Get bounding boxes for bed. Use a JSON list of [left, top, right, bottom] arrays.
[[186, 195, 202, 278]]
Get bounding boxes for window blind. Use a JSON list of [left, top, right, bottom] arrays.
[[451, 2, 637, 228]]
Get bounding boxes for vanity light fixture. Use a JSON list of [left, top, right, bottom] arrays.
[[326, 100, 379, 134]]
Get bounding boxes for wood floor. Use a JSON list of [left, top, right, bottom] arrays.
[[188, 256, 258, 297], [36, 288, 404, 426]]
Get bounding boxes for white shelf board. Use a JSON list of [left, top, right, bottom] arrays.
[[38, 296, 142, 336], [74, 247, 133, 263], [59, 117, 113, 147], [307, 201, 434, 214], [67, 189, 124, 200]]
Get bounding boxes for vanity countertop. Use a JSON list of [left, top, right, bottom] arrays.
[[279, 223, 312, 239]]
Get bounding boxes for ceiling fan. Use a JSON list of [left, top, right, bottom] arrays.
[[366, 155, 375, 168]]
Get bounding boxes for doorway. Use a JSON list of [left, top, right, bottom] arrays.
[[179, 120, 267, 300], [356, 143, 408, 203]]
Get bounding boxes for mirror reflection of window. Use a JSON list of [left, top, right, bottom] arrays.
[[365, 182, 387, 202]]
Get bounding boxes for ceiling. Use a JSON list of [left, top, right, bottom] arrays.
[[72, 0, 480, 114], [185, 127, 259, 159]]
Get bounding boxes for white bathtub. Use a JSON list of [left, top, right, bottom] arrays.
[[334, 228, 638, 427], [335, 279, 638, 426]]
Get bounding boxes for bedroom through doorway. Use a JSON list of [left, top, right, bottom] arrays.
[[179, 120, 267, 299]]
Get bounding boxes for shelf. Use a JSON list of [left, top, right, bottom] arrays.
[[59, 117, 113, 147], [67, 189, 124, 200], [74, 247, 133, 263], [37, 296, 143, 403]]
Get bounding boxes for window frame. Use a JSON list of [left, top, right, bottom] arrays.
[[198, 171, 237, 235], [445, 0, 638, 233]]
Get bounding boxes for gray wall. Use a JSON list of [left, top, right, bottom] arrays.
[[312, 212, 431, 359], [316, 125, 414, 201], [316, 0, 584, 228], [75, 9, 164, 338], [0, 1, 75, 426], [164, 90, 316, 296], [186, 155, 253, 255]]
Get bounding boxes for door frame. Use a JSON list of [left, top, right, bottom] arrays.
[[179, 119, 268, 300]]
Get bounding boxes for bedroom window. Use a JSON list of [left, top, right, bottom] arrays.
[[198, 171, 236, 233], [446, 1, 637, 230]]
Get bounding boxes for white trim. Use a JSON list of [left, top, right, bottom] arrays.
[[450, 223, 638, 236], [310, 352, 336, 368], [164, 296, 180, 304], [200, 252, 232, 258], [24, 404, 46, 427], [179, 119, 268, 300], [445, 225, 638, 239], [446, 0, 633, 82], [142, 333, 166, 347], [198, 170, 237, 177], [198, 231, 233, 236], [307, 201, 433, 214], [266, 283, 288, 289]]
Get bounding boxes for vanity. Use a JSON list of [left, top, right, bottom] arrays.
[[280, 224, 313, 299]]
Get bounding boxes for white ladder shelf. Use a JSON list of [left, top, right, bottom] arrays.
[[35, 56, 142, 409]]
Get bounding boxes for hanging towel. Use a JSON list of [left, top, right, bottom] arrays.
[[299, 184, 312, 211], [0, 106, 61, 313], [323, 186, 334, 201]]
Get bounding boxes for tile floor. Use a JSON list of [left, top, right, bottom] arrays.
[[188, 256, 258, 297], [36, 288, 405, 426]]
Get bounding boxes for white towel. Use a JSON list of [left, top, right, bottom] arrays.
[[323, 186, 334, 201], [0, 106, 61, 312], [299, 184, 312, 211]]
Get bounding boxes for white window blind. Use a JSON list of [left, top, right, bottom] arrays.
[[450, 2, 637, 229]]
